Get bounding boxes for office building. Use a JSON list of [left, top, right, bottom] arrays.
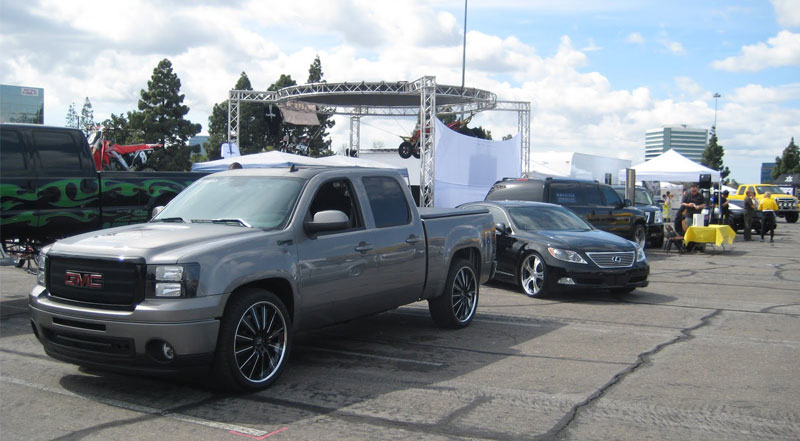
[[0, 84, 44, 124], [645, 125, 707, 162], [761, 162, 776, 184]]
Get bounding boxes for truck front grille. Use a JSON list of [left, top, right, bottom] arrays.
[[47, 256, 145, 309], [42, 327, 134, 357]]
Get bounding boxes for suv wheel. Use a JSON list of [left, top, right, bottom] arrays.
[[632, 224, 647, 249]]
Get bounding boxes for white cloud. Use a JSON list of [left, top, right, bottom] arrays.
[[581, 38, 603, 52], [728, 83, 800, 105], [674, 76, 711, 101], [712, 30, 800, 71], [626, 32, 645, 44], [771, 0, 800, 27], [661, 39, 686, 55]]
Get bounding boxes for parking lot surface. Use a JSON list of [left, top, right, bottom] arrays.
[[2, 223, 799, 440]]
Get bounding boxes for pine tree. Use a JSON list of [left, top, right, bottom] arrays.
[[79, 97, 95, 136], [304, 56, 334, 157], [65, 103, 79, 129], [128, 59, 201, 171], [701, 129, 731, 183], [772, 137, 800, 178]]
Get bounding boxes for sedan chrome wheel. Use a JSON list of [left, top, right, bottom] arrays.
[[234, 301, 288, 384], [452, 266, 478, 323], [520, 253, 547, 297]]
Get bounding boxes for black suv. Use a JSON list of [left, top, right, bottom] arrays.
[[612, 185, 664, 247], [485, 178, 650, 248]]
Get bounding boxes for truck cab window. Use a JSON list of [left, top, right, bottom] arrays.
[[308, 179, 363, 231], [362, 176, 411, 228], [0, 130, 26, 176], [33, 130, 84, 174]]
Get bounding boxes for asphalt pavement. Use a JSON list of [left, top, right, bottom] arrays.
[[1, 222, 798, 440]]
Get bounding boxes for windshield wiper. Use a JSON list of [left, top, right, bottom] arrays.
[[192, 218, 252, 228], [155, 217, 186, 223]]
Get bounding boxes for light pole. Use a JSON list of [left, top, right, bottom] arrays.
[[713, 92, 721, 132]]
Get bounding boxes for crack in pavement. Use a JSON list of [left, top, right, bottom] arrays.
[[539, 309, 723, 441]]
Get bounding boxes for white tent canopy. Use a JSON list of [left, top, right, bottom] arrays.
[[619, 149, 720, 183], [191, 151, 408, 177]]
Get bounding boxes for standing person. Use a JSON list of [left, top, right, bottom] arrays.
[[681, 184, 706, 228], [662, 191, 672, 223], [758, 191, 779, 242], [742, 188, 757, 241], [720, 190, 730, 224]]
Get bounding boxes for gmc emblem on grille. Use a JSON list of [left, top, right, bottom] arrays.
[[612, 256, 622, 263], [64, 271, 104, 289]]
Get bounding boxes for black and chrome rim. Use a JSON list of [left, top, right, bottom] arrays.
[[452, 266, 477, 322], [234, 301, 287, 383], [521, 255, 545, 296]]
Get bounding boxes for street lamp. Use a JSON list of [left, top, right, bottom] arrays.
[[713, 92, 721, 132]]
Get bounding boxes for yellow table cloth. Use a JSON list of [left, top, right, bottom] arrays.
[[684, 225, 736, 247]]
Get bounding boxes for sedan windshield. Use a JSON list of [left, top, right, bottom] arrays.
[[154, 176, 304, 230], [508, 206, 592, 231]]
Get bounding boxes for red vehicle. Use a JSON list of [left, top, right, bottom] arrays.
[[398, 115, 473, 159], [88, 130, 162, 171]]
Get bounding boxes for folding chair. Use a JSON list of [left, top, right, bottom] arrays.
[[663, 225, 687, 254]]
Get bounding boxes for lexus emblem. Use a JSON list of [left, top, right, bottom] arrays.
[[612, 256, 622, 263], [64, 271, 103, 289]]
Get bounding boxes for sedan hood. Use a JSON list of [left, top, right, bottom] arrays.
[[519, 229, 637, 252], [48, 222, 267, 262]]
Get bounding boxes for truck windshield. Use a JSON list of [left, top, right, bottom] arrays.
[[755, 185, 787, 195], [154, 176, 304, 230], [508, 206, 592, 231]]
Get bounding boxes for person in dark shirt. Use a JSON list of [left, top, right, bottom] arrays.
[[720, 190, 730, 224], [742, 188, 757, 241], [681, 184, 706, 227]]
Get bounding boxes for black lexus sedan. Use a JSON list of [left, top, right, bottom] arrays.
[[459, 201, 649, 297]]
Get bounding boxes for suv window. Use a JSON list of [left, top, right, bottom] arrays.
[[33, 130, 84, 174], [308, 179, 364, 231], [548, 182, 582, 205], [362, 176, 411, 228], [583, 184, 604, 205], [600, 185, 622, 206], [0, 129, 26, 176]]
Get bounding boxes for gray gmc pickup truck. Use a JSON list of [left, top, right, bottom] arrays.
[[29, 167, 495, 391]]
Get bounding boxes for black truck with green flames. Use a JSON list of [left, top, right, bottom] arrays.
[[1, 123, 206, 261]]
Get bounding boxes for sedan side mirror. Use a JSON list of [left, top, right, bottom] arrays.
[[304, 210, 350, 234], [495, 222, 510, 235]]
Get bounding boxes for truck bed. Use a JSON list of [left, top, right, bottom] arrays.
[[418, 207, 489, 219]]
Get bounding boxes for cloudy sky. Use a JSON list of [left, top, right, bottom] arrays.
[[2, 0, 799, 182]]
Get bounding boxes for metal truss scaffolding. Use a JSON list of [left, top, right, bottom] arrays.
[[228, 77, 530, 207]]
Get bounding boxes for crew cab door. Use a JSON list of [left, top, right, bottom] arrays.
[[599, 185, 632, 234], [359, 175, 426, 307], [30, 128, 101, 239], [295, 177, 380, 327]]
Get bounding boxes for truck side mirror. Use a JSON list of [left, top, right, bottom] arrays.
[[150, 206, 165, 220], [623, 199, 633, 207], [304, 210, 350, 234]]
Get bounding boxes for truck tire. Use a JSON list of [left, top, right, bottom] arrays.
[[428, 258, 478, 328], [632, 224, 647, 249], [786, 212, 798, 223], [519, 252, 550, 298], [213, 288, 291, 392]]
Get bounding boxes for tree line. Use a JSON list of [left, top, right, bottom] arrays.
[[66, 56, 334, 171]]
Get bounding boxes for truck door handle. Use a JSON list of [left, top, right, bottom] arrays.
[[355, 242, 373, 253], [405, 235, 422, 244]]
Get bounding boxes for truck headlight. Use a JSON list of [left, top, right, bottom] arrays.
[[654, 211, 663, 224], [36, 253, 47, 287], [147, 264, 200, 298], [547, 247, 587, 264]]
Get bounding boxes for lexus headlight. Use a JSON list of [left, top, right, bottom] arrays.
[[547, 247, 587, 264], [147, 264, 200, 298], [636, 247, 647, 262]]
